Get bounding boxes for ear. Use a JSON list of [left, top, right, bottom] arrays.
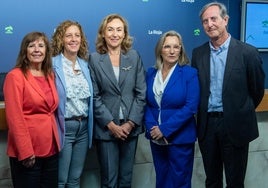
[[224, 16, 229, 26]]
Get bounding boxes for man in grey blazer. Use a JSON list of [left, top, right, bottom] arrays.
[[191, 2, 265, 188]]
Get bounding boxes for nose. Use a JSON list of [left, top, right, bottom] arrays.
[[111, 30, 119, 36], [33, 45, 40, 51], [207, 19, 213, 27], [170, 47, 175, 53]]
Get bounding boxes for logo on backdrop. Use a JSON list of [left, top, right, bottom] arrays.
[[4, 26, 13, 34]]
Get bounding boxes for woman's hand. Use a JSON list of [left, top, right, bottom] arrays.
[[150, 126, 163, 140], [107, 121, 128, 140], [22, 155, 35, 168]]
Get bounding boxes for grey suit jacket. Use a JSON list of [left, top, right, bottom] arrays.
[[89, 49, 146, 140], [192, 38, 265, 146]]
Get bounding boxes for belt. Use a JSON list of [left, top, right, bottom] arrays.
[[65, 116, 87, 121], [207, 111, 223, 118]]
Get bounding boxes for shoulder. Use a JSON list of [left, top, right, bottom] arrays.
[[126, 49, 139, 55], [88, 52, 103, 65], [229, 38, 261, 63], [178, 65, 198, 77], [88, 52, 103, 67], [146, 67, 157, 77], [52, 55, 62, 66], [6, 68, 23, 78], [124, 49, 141, 60], [192, 41, 209, 53], [77, 57, 89, 70], [52, 54, 61, 61], [5, 68, 25, 86], [77, 57, 87, 65], [89, 52, 101, 59], [230, 38, 258, 53]]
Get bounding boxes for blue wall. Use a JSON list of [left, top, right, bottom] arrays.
[[0, 0, 267, 87], [0, 0, 227, 72]]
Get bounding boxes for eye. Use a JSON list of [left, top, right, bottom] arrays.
[[211, 17, 217, 22], [174, 45, 181, 50], [65, 34, 72, 38], [202, 19, 208, 25], [163, 45, 171, 50], [117, 27, 123, 32], [107, 27, 114, 32], [38, 43, 45, 48]]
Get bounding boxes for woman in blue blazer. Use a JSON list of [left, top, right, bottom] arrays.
[[144, 30, 200, 188], [51, 20, 94, 188]]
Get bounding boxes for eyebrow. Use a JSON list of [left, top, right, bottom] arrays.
[[107, 26, 123, 29]]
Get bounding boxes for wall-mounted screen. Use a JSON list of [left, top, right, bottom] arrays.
[[240, 0, 268, 51], [0, 0, 228, 73]]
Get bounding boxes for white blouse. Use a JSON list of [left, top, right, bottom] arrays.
[[153, 63, 177, 124], [62, 54, 91, 118]]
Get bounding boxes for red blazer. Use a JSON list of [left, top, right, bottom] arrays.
[[4, 68, 60, 161]]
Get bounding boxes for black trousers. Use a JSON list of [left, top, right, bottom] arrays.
[[199, 116, 249, 188], [10, 153, 58, 188]]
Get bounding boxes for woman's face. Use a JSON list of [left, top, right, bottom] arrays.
[[161, 36, 181, 66], [103, 18, 125, 50], [63, 25, 81, 56], [27, 38, 46, 65]]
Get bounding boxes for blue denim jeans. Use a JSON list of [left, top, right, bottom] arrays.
[[58, 118, 88, 188]]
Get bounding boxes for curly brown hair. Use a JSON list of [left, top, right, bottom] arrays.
[[15, 31, 53, 79], [96, 14, 133, 54], [51, 20, 89, 61]]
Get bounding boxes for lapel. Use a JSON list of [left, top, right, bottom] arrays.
[[98, 52, 132, 93], [119, 52, 131, 88], [164, 64, 181, 93], [78, 58, 93, 94], [200, 44, 211, 93], [222, 38, 235, 92], [53, 55, 66, 89], [47, 75, 58, 110], [99, 54, 120, 93], [26, 71, 54, 109], [78, 58, 90, 83], [147, 68, 159, 107]]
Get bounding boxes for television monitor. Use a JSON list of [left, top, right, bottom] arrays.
[[240, 0, 268, 51]]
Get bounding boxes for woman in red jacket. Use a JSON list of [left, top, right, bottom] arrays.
[[3, 32, 62, 188]]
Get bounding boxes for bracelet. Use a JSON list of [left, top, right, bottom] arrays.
[[127, 121, 135, 127]]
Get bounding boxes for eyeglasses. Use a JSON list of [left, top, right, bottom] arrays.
[[162, 44, 181, 52]]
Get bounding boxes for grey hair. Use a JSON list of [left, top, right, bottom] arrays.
[[199, 1, 229, 19]]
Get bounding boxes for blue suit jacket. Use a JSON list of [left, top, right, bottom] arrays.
[[52, 55, 94, 148], [144, 64, 200, 144]]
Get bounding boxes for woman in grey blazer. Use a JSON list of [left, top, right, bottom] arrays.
[[89, 14, 146, 188]]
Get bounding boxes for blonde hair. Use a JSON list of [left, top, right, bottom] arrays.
[[95, 14, 133, 54], [155, 30, 189, 69]]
